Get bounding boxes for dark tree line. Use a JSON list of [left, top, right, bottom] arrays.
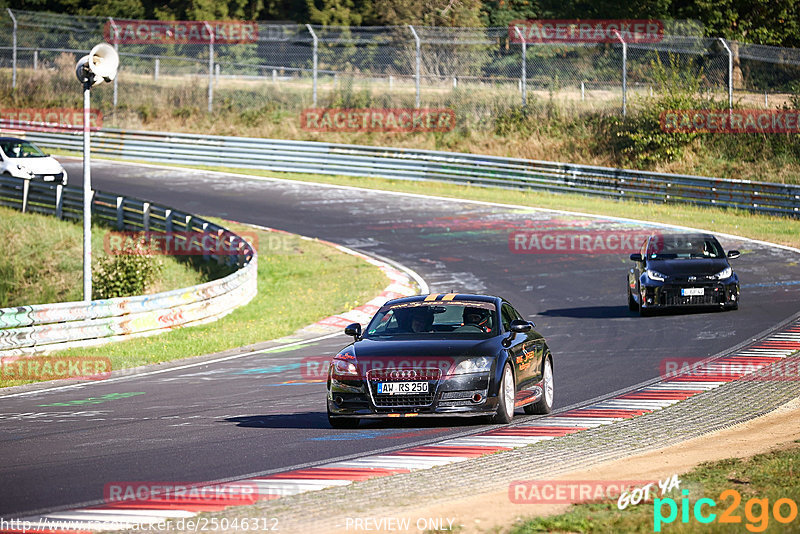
[[3, 0, 799, 47]]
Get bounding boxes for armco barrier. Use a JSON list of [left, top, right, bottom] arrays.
[[0, 175, 257, 356], [5, 124, 800, 217]]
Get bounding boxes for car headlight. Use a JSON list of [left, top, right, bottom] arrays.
[[646, 269, 666, 281], [452, 357, 493, 375], [331, 358, 359, 377], [714, 266, 733, 280]]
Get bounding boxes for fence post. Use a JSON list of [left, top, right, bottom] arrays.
[[116, 196, 124, 229], [613, 30, 627, 117], [22, 178, 29, 213], [306, 24, 318, 106], [514, 26, 527, 107], [203, 21, 214, 113], [718, 38, 733, 110], [408, 25, 421, 108], [142, 202, 151, 232], [108, 17, 120, 109], [154, 58, 159, 80], [7, 9, 17, 90], [55, 184, 63, 219]]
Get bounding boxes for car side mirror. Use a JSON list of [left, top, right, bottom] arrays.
[[344, 322, 361, 340], [503, 319, 532, 347], [630, 253, 643, 262], [510, 319, 533, 333], [727, 250, 740, 259]]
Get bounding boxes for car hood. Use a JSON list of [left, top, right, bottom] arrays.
[[350, 337, 498, 370], [8, 156, 63, 174], [647, 258, 730, 277]]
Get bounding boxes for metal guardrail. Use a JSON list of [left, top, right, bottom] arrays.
[[0, 175, 257, 356], [9, 124, 800, 217]]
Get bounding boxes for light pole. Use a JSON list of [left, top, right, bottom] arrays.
[[75, 43, 119, 302]]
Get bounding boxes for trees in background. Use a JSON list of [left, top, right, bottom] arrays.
[[4, 0, 800, 47]]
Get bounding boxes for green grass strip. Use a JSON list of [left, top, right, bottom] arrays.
[[510, 441, 800, 533], [1, 220, 389, 388]]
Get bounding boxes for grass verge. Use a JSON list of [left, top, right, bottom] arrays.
[[0, 205, 217, 307], [510, 440, 800, 533], [0, 220, 389, 388]]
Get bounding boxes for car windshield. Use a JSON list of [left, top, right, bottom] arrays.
[[364, 301, 497, 337], [647, 235, 724, 259], [0, 140, 46, 158]]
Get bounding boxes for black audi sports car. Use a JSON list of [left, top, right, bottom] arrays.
[[326, 294, 554, 428], [628, 232, 740, 315]]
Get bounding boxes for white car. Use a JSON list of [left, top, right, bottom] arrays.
[[0, 137, 67, 185]]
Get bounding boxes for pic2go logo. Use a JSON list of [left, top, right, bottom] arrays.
[[654, 489, 799, 532]]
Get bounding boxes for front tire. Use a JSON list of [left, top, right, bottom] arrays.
[[492, 363, 515, 424], [628, 286, 638, 312], [525, 357, 554, 415]]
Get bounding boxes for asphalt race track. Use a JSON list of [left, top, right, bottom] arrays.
[[2, 158, 799, 516]]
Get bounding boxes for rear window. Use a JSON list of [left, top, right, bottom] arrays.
[[365, 301, 496, 337]]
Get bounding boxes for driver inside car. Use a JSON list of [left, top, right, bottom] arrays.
[[409, 308, 434, 333], [462, 306, 491, 332]]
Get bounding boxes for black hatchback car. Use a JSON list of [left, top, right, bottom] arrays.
[[627, 232, 740, 315], [326, 294, 554, 428]]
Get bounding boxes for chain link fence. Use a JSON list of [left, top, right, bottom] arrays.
[[1, 9, 799, 128]]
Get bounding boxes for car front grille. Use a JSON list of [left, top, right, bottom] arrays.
[[366, 367, 440, 407], [661, 286, 724, 306], [372, 394, 436, 407]]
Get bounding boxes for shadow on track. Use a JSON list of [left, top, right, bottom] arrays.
[[538, 305, 631, 319], [539, 305, 733, 319], [225, 413, 491, 430]]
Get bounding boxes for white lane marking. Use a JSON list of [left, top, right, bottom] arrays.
[[249, 479, 353, 495], [437, 436, 555, 447], [661, 380, 726, 388], [641, 383, 713, 391], [0, 332, 343, 399], [730, 349, 793, 356], [589, 399, 680, 409], [251, 478, 354, 487], [326, 455, 467, 469]]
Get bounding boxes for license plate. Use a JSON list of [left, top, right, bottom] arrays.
[[682, 287, 704, 296], [377, 382, 428, 395]]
